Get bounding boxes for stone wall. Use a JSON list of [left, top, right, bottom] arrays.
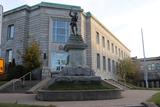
[[36, 89, 122, 101], [2, 10, 29, 64]]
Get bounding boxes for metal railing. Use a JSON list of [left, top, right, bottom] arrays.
[[12, 72, 32, 91]]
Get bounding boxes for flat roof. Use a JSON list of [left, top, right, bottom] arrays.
[[139, 57, 160, 61], [3, 2, 82, 16]]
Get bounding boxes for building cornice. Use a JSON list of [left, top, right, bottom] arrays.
[[3, 2, 83, 16]]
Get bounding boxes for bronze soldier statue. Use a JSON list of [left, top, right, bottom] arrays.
[[69, 7, 78, 36]]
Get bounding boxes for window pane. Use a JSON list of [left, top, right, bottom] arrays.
[[108, 58, 111, 71], [57, 21, 66, 28], [10, 26, 14, 38], [112, 43, 114, 53], [151, 64, 156, 70], [57, 28, 66, 34], [148, 64, 152, 70], [115, 46, 117, 55], [107, 40, 110, 50], [102, 36, 105, 47], [96, 32, 99, 44], [103, 56, 106, 70], [6, 49, 13, 62], [7, 25, 14, 39], [97, 53, 100, 69], [57, 35, 65, 43], [112, 60, 115, 72], [53, 20, 69, 43], [156, 63, 160, 70], [51, 52, 68, 72]]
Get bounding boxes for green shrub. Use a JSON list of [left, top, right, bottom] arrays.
[[22, 41, 41, 72], [7, 65, 27, 80]]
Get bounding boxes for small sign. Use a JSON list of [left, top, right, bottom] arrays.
[[0, 58, 5, 74]]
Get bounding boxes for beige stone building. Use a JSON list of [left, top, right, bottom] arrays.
[[1, 2, 130, 80], [0, 5, 2, 44]]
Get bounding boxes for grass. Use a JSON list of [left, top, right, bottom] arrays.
[[0, 81, 7, 86], [48, 81, 116, 90], [148, 92, 160, 105], [0, 103, 56, 107]]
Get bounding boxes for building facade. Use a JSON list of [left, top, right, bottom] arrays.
[[1, 2, 130, 80], [0, 5, 3, 56], [132, 57, 160, 87]]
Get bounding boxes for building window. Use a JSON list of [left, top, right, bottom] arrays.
[[107, 40, 110, 50], [156, 63, 160, 70], [96, 32, 100, 44], [121, 50, 123, 58], [53, 20, 70, 43], [116, 62, 118, 73], [102, 36, 105, 47], [103, 56, 106, 70], [115, 46, 117, 55], [97, 53, 100, 69], [118, 48, 120, 57], [108, 58, 111, 72], [6, 49, 13, 63], [112, 60, 115, 72], [111, 43, 114, 53], [151, 64, 156, 70], [51, 52, 68, 71], [148, 64, 152, 71], [7, 24, 15, 40]]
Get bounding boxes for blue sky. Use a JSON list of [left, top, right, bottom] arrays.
[[1, 0, 160, 58]]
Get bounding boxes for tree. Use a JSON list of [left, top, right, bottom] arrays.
[[118, 58, 140, 84], [22, 41, 41, 72]]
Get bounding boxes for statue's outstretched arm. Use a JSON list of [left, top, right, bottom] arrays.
[[69, 8, 73, 17]]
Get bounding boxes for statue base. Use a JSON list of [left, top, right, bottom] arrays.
[[62, 34, 95, 76], [64, 34, 87, 52]]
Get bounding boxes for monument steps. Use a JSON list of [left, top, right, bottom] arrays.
[[104, 79, 131, 90]]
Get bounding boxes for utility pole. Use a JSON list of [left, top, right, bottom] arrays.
[[141, 28, 148, 88]]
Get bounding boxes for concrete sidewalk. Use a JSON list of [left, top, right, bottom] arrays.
[[0, 90, 158, 107]]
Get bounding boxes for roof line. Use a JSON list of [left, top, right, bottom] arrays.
[[3, 2, 83, 16], [86, 12, 130, 52]]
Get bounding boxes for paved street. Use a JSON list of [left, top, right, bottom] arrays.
[[0, 90, 158, 107]]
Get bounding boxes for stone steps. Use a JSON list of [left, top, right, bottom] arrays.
[[104, 79, 130, 90], [27, 77, 52, 94]]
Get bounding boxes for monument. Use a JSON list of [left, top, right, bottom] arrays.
[[36, 8, 122, 101], [60, 8, 95, 77]]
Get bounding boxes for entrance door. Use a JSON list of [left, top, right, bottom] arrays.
[[51, 52, 68, 72]]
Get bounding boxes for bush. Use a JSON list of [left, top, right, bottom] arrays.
[[22, 41, 41, 72], [7, 65, 27, 80]]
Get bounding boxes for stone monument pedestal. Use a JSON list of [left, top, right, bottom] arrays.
[[60, 34, 95, 76]]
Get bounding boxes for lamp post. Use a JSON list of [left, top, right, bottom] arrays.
[[141, 28, 148, 88]]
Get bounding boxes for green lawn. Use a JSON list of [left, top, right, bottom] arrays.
[[0, 103, 56, 107], [0, 81, 7, 86], [48, 81, 116, 90], [148, 92, 160, 105]]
